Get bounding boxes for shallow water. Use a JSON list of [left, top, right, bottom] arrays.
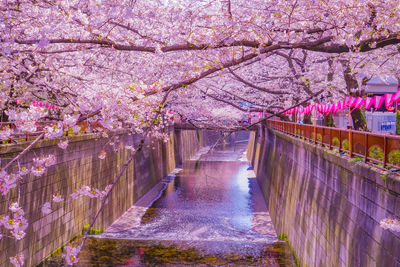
[[44, 138, 296, 266]]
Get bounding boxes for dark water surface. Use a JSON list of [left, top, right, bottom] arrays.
[[46, 139, 296, 266]]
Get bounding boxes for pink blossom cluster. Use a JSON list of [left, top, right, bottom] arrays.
[[0, 202, 28, 266], [0, 171, 20, 196], [52, 194, 64, 203], [9, 253, 24, 267], [70, 184, 112, 199], [380, 218, 400, 232], [6, 106, 47, 133], [33, 154, 56, 167], [41, 194, 65, 215], [31, 154, 56, 177], [64, 245, 81, 265], [0, 127, 13, 141], [58, 139, 69, 149], [63, 114, 80, 127], [44, 122, 64, 139], [98, 150, 107, 159], [41, 202, 52, 215], [7, 203, 29, 241]]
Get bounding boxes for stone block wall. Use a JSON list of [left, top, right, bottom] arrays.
[[0, 129, 202, 266], [248, 126, 400, 267]]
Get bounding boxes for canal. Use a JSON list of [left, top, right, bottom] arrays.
[[46, 135, 295, 266]]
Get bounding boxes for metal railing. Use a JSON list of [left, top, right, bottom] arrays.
[[267, 120, 400, 169]]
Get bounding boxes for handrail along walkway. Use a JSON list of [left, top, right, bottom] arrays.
[[267, 120, 400, 169]]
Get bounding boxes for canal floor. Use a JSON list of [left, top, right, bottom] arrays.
[[45, 140, 296, 266]]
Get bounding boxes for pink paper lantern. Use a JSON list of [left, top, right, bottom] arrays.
[[364, 97, 374, 109], [330, 104, 335, 112], [354, 97, 364, 109], [345, 96, 353, 107], [374, 96, 384, 109], [385, 93, 393, 107], [392, 88, 400, 102]]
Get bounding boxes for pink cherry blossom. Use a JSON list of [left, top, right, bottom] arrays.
[[99, 150, 106, 159], [0, 127, 13, 140], [58, 139, 69, 150], [64, 114, 80, 127], [72, 125, 81, 134], [13, 218, 28, 231], [31, 166, 46, 177], [44, 123, 64, 139], [70, 191, 80, 199], [41, 202, 52, 215], [380, 218, 400, 232], [9, 203, 24, 218], [52, 194, 64, 203], [18, 167, 29, 176], [0, 214, 10, 227], [10, 253, 24, 267], [11, 229, 26, 240], [64, 245, 81, 265], [44, 155, 56, 167]]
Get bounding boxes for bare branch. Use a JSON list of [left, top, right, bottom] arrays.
[[227, 68, 288, 95]]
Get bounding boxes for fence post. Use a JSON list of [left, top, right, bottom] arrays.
[[329, 128, 332, 150], [314, 124, 317, 144], [364, 133, 368, 163], [349, 129, 353, 158], [383, 136, 387, 168]]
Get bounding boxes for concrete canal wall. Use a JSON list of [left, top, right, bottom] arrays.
[[248, 126, 400, 267], [0, 129, 212, 266]]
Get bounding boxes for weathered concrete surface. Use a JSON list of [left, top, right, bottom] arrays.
[[0, 129, 210, 267], [248, 126, 400, 267]]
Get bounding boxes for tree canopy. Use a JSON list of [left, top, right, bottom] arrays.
[[2, 1, 400, 265], [1, 0, 400, 130]]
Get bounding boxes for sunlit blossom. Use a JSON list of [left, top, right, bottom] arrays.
[[380, 218, 400, 232], [0, 127, 13, 140], [72, 125, 81, 134], [45, 123, 64, 139], [31, 166, 46, 177], [99, 150, 106, 159], [52, 194, 64, 203], [41, 202, 52, 215], [64, 114, 80, 127], [11, 229, 26, 240], [10, 253, 24, 267], [58, 139, 69, 149], [64, 245, 81, 265]]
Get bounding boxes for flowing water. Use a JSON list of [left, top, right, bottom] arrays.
[[44, 137, 296, 266]]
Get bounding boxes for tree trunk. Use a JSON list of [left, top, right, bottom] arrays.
[[291, 112, 297, 122], [396, 110, 400, 135], [351, 108, 368, 131], [1, 110, 8, 122], [323, 113, 335, 127], [303, 113, 312, 124]]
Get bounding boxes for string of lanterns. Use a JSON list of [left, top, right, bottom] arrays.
[[11, 99, 58, 111], [32, 100, 58, 111], [284, 88, 400, 116]]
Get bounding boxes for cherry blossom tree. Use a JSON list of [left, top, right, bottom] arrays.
[[1, 0, 400, 265]]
